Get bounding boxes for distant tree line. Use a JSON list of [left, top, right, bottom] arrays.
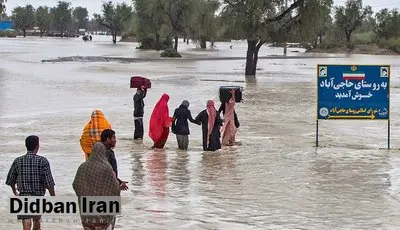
[[5, 0, 400, 76], [9, 1, 102, 37]]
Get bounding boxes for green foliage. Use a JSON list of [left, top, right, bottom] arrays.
[[187, 0, 220, 48], [51, 1, 72, 34], [135, 0, 159, 37], [73, 7, 89, 30], [376, 37, 400, 53], [87, 19, 104, 32], [36, 6, 51, 35], [352, 32, 374, 44], [160, 48, 182, 57], [374, 8, 400, 40], [12, 4, 35, 36], [134, 0, 175, 49], [334, 0, 372, 43], [163, 0, 192, 50], [0, 30, 17, 37], [136, 36, 172, 50], [0, 0, 6, 16], [356, 15, 375, 33], [94, 1, 133, 43], [296, 0, 333, 44]]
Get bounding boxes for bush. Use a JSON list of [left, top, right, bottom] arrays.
[[162, 37, 173, 50], [160, 48, 182, 58], [136, 36, 173, 50], [376, 37, 400, 54], [319, 42, 341, 50], [352, 32, 374, 45], [0, 30, 17, 37]]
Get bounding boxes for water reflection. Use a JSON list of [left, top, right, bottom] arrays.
[[169, 151, 190, 195], [130, 152, 145, 195], [200, 151, 238, 183], [146, 150, 168, 199]]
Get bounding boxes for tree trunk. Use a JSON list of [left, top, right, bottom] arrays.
[[200, 37, 206, 49], [245, 40, 264, 77], [23, 30, 26, 37], [283, 42, 287, 55], [155, 33, 160, 50], [345, 31, 351, 44], [186, 38, 189, 45], [211, 41, 215, 48], [40, 31, 44, 38], [183, 36, 186, 42], [319, 35, 323, 45], [113, 32, 117, 44], [174, 36, 178, 51]]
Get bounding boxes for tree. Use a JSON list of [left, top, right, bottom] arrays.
[[135, 0, 170, 50], [313, 0, 333, 45], [12, 5, 35, 37], [0, 0, 6, 20], [73, 7, 89, 31], [87, 19, 104, 33], [188, 0, 220, 49], [357, 15, 375, 33], [36, 6, 51, 37], [221, 0, 317, 76], [52, 1, 72, 36], [375, 8, 400, 40], [163, 0, 192, 51], [94, 1, 133, 44], [334, 0, 372, 44]]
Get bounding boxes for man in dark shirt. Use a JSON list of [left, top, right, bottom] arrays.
[[101, 129, 129, 190], [6, 135, 56, 230], [133, 85, 147, 140]]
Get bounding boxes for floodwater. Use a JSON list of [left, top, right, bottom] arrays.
[[1, 35, 400, 229]]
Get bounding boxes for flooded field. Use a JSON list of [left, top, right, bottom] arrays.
[[1, 36, 400, 229]]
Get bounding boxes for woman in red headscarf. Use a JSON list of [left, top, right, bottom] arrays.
[[194, 100, 223, 151], [149, 94, 172, 149]]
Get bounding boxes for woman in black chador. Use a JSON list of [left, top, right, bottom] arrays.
[[194, 100, 223, 151]]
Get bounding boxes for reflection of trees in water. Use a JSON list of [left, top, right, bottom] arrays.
[[168, 152, 190, 194], [146, 150, 167, 198]]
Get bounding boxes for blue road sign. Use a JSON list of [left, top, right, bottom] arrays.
[[317, 65, 390, 120]]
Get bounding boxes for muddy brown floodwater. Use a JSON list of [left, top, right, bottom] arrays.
[[1, 36, 400, 229]]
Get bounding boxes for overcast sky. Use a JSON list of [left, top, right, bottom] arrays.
[[4, 0, 400, 16]]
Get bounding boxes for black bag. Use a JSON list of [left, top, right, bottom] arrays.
[[219, 86, 243, 103]]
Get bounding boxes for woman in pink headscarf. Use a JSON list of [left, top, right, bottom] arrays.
[[220, 89, 239, 146], [194, 100, 223, 151], [149, 94, 172, 149]]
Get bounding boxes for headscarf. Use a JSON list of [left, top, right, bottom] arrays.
[[149, 94, 171, 142], [206, 100, 216, 145], [80, 110, 112, 156], [222, 92, 236, 130], [221, 95, 236, 145], [72, 142, 120, 225], [181, 100, 190, 108]]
